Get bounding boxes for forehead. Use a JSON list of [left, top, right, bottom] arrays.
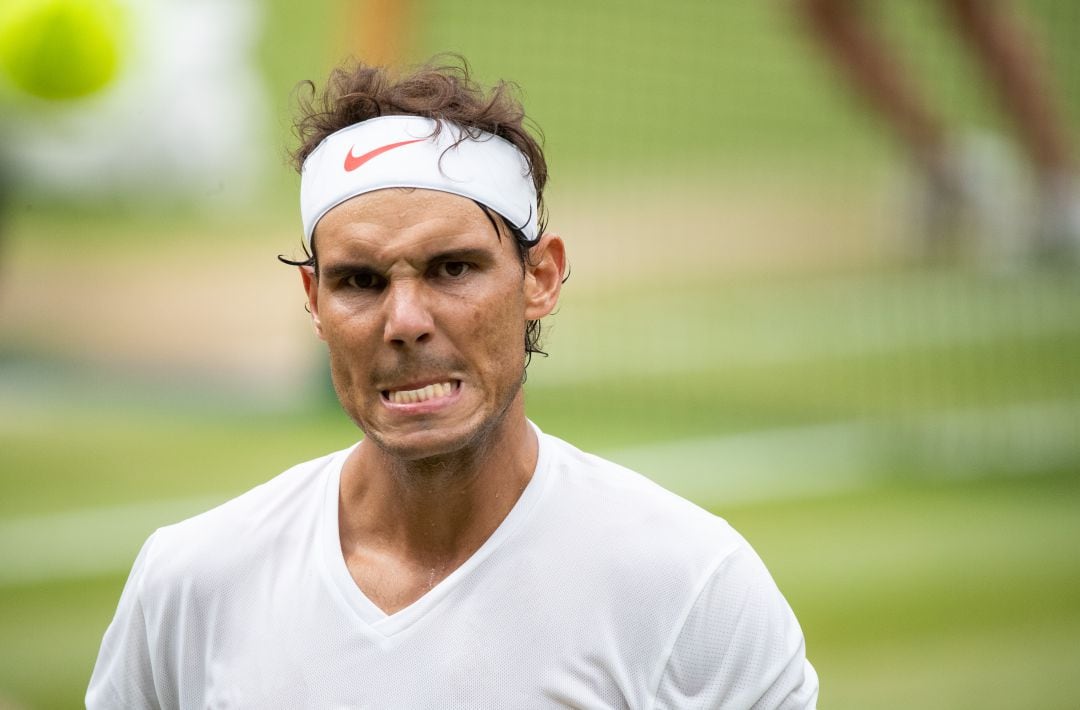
[[312, 188, 509, 262]]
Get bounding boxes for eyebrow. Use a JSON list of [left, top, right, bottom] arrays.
[[319, 262, 379, 281], [319, 247, 496, 281]]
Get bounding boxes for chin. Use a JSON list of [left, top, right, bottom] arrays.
[[360, 393, 523, 464], [364, 422, 481, 462]]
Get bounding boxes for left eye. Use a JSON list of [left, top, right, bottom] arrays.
[[438, 262, 469, 278]]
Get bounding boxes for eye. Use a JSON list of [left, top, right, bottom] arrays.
[[344, 272, 383, 290], [437, 261, 470, 279]]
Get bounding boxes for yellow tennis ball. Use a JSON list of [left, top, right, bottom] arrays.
[[0, 0, 126, 101]]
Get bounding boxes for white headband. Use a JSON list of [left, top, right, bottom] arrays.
[[300, 115, 538, 249]]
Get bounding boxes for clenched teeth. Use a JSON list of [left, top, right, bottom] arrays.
[[386, 381, 457, 404]]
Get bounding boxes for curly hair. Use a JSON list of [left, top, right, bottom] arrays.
[[281, 56, 552, 363]]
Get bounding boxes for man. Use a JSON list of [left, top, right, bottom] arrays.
[[88, 59, 818, 708]]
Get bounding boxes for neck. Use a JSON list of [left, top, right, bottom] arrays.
[[339, 396, 537, 566]]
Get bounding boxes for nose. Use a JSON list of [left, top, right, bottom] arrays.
[[382, 279, 434, 346]]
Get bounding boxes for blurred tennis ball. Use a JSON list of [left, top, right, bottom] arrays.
[[0, 0, 126, 101]]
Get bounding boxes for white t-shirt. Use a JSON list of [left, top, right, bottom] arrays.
[[87, 428, 818, 709]]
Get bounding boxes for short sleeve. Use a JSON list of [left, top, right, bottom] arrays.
[[86, 533, 162, 710], [651, 543, 819, 709]]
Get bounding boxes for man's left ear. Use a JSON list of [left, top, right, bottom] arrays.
[[524, 233, 566, 320]]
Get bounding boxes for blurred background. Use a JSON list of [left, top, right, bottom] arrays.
[[1, 0, 1078, 707]]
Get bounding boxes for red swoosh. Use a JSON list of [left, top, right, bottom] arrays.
[[344, 139, 425, 172]]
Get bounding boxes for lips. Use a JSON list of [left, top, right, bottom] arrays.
[[382, 380, 460, 404]]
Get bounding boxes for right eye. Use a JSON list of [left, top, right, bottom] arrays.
[[344, 272, 383, 290]]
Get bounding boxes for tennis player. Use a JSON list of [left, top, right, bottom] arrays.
[[87, 58, 818, 708]]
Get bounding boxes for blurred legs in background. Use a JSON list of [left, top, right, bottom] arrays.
[[796, 0, 1080, 265]]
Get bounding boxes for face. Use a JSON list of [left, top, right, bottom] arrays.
[[301, 189, 564, 462]]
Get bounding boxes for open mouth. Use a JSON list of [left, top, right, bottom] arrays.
[[382, 380, 461, 405]]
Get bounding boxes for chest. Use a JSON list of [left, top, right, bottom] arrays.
[[195, 602, 641, 709], [162, 567, 663, 710]]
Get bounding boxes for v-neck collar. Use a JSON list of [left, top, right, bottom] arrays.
[[317, 423, 553, 639]]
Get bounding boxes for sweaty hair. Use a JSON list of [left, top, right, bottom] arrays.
[[281, 56, 552, 363]]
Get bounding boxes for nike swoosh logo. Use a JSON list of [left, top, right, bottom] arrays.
[[344, 139, 425, 172]]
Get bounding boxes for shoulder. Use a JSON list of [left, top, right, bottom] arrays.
[[137, 446, 347, 597], [87, 448, 352, 707], [540, 432, 744, 567], [535, 432, 754, 618], [533, 432, 818, 707]]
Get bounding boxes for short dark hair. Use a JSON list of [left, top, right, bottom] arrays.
[[280, 56, 552, 363]]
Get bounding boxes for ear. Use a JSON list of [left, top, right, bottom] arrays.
[[524, 233, 566, 320], [299, 265, 325, 340]]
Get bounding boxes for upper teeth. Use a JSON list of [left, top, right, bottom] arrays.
[[388, 382, 455, 404]]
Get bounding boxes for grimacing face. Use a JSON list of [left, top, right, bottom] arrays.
[[301, 188, 564, 461]]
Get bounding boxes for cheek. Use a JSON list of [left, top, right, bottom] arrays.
[[319, 309, 379, 391], [320, 301, 377, 349], [326, 349, 353, 398], [465, 290, 527, 364]]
